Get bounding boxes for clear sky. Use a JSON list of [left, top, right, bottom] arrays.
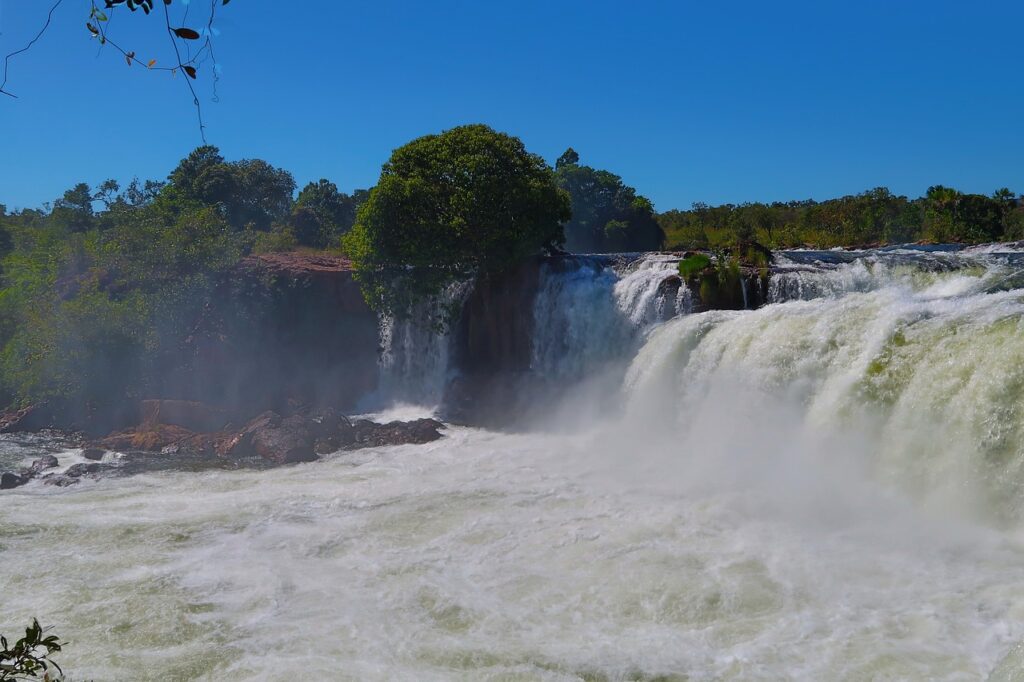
[[1, 0, 1022, 212]]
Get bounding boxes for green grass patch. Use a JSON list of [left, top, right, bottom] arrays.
[[678, 253, 712, 278]]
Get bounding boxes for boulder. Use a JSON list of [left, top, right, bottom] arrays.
[[214, 411, 281, 458], [351, 418, 444, 448], [29, 455, 60, 474], [0, 471, 27, 489], [81, 448, 106, 461], [64, 462, 103, 478], [250, 415, 317, 464]]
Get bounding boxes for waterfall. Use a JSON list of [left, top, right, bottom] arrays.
[[529, 254, 686, 379], [372, 280, 473, 408], [625, 248, 1024, 524]]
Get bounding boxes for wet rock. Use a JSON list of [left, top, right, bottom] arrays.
[[0, 471, 28, 489], [41, 474, 78, 487], [29, 455, 60, 474], [64, 462, 104, 478], [351, 418, 444, 448], [307, 407, 355, 444], [214, 411, 281, 459], [250, 415, 317, 465], [39, 461, 107, 487], [81, 448, 106, 461]]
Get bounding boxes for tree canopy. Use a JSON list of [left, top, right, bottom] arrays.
[[658, 186, 1024, 250], [344, 124, 570, 317], [290, 179, 364, 248], [554, 149, 664, 252]]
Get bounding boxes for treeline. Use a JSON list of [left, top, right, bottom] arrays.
[[658, 186, 1024, 250]]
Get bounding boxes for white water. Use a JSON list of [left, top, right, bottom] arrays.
[[4, 249, 1024, 680]]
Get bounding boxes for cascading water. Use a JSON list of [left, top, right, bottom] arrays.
[[369, 281, 474, 409], [4, 245, 1024, 680], [530, 254, 688, 380]]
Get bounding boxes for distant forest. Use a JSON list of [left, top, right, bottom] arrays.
[[659, 186, 1024, 250]]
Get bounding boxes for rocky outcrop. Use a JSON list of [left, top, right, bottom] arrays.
[[1, 454, 62, 490], [351, 418, 444, 448]]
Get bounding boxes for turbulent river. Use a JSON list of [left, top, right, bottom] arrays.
[[4, 245, 1024, 680]]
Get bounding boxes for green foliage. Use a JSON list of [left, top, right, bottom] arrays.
[[555, 149, 665, 252], [0, 149, 257, 414], [164, 145, 295, 231], [290, 179, 363, 248], [659, 186, 1022, 250], [677, 253, 711, 278], [345, 124, 570, 320], [0, 619, 64, 681]]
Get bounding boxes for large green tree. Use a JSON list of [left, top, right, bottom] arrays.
[[164, 145, 296, 231], [554, 148, 664, 252], [344, 124, 570, 318]]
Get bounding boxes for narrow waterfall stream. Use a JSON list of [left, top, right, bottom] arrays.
[[3, 246, 1024, 680]]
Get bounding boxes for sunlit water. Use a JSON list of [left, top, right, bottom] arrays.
[[3, 247, 1024, 680]]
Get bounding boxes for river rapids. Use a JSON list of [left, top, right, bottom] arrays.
[[3, 245, 1024, 680]]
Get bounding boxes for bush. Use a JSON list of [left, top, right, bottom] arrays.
[[677, 253, 711, 278]]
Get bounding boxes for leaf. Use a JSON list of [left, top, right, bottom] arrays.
[[126, 51, 135, 66], [148, 59, 157, 68], [183, 65, 197, 79], [173, 27, 201, 40], [223, 0, 231, 4], [95, 9, 109, 21], [86, 22, 99, 36]]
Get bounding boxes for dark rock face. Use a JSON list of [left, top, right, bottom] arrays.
[[2, 254, 381, 435], [447, 259, 543, 425], [81, 449, 106, 461], [153, 254, 380, 421]]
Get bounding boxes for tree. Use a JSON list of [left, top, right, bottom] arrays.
[[165, 146, 296, 231], [50, 183, 95, 233], [290, 179, 361, 248], [554, 149, 664, 252], [344, 124, 570, 319]]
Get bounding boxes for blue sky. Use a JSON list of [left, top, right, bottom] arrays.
[[1, 0, 1022, 211]]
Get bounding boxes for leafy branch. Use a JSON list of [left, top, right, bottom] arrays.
[[0, 619, 64, 681], [2, 0, 229, 142]]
